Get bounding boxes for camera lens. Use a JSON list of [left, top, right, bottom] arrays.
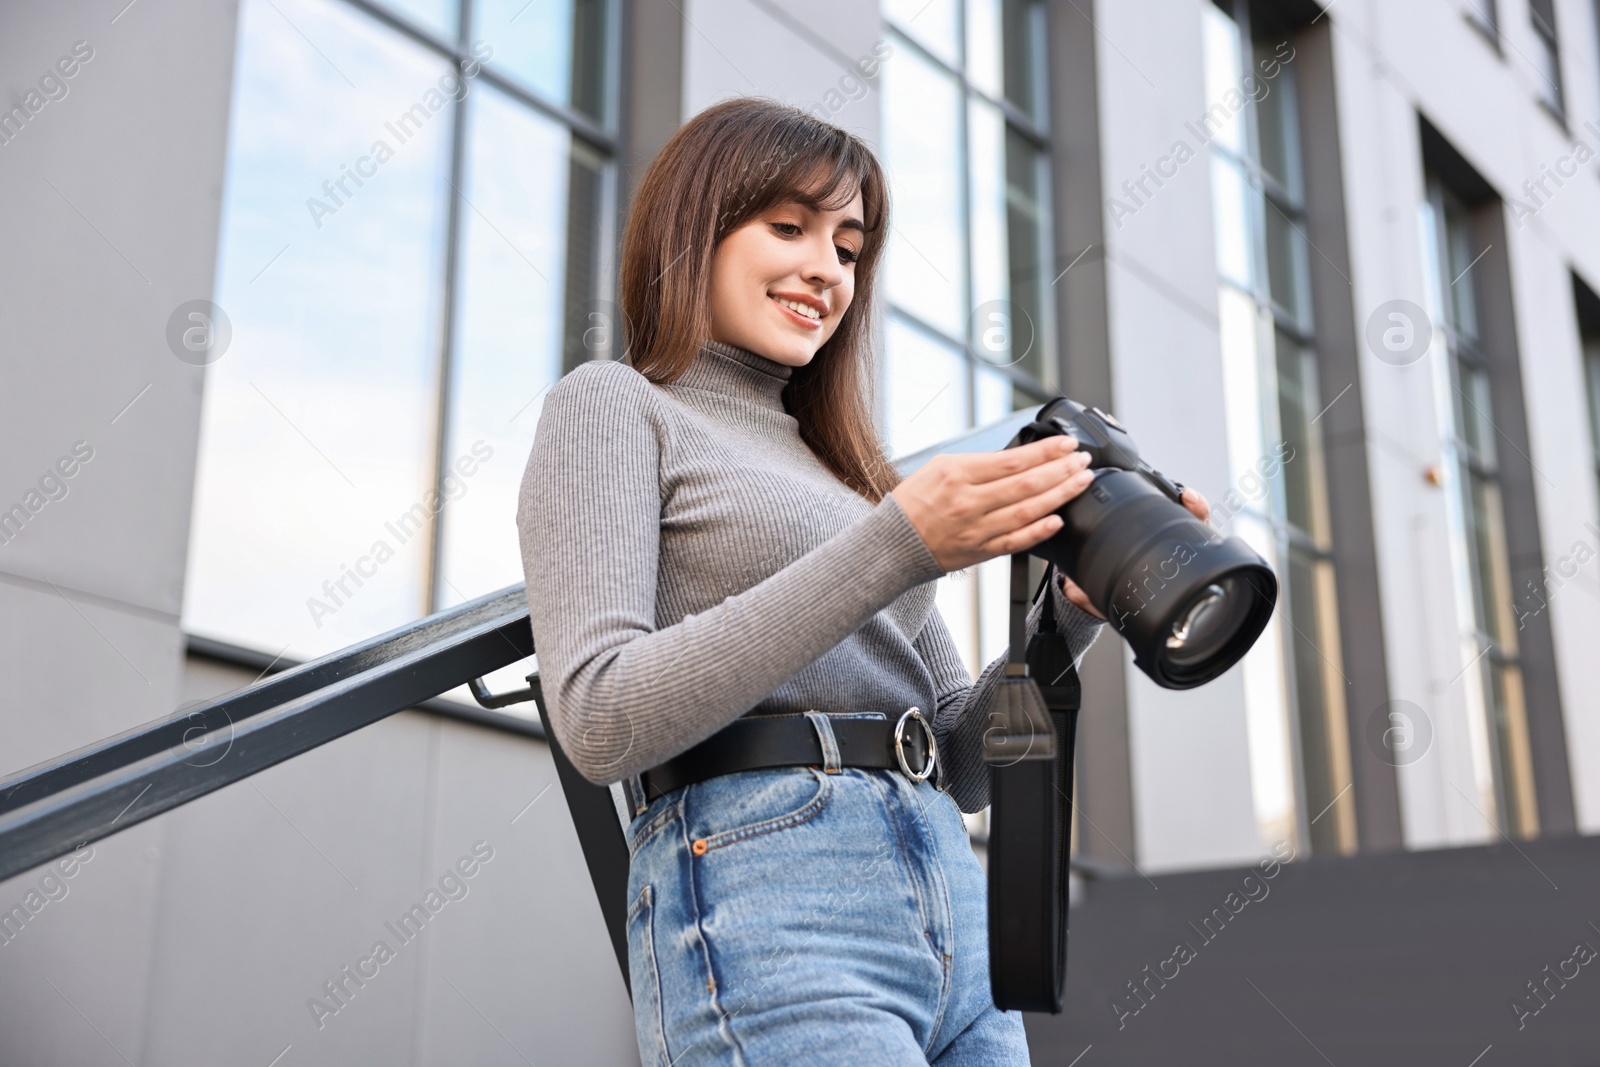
[[1165, 578, 1244, 658]]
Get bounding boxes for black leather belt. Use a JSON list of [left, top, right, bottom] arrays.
[[639, 709, 938, 803]]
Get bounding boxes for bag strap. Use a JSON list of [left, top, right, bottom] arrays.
[[987, 554, 1081, 1014]]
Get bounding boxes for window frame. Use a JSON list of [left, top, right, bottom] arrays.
[[882, 2, 1060, 443], [1206, 0, 1356, 857], [1420, 172, 1541, 840]]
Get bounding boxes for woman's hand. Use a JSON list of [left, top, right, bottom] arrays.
[[891, 436, 1094, 573], [1057, 487, 1213, 621]]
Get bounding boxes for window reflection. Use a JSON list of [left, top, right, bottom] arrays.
[[378, 0, 458, 39], [1206, 0, 1351, 856], [886, 317, 970, 458], [471, 0, 613, 124], [186, 0, 453, 659], [882, 44, 967, 337], [437, 86, 594, 611], [884, 0, 961, 68], [1421, 176, 1538, 839], [185, 0, 613, 679]]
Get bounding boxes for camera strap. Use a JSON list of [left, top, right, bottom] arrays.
[[984, 553, 1081, 1014]]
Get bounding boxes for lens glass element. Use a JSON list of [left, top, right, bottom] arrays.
[[1165, 578, 1251, 666]]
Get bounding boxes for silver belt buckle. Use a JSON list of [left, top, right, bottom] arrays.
[[893, 707, 937, 784]]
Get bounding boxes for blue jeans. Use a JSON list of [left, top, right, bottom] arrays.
[[622, 711, 1031, 1066]]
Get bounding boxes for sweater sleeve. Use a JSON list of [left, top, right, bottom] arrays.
[[915, 566, 1105, 813], [517, 360, 947, 785]]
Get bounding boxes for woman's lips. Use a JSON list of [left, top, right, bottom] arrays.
[[770, 296, 823, 330]]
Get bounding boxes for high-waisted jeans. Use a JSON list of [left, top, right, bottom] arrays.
[[622, 711, 1032, 1066]]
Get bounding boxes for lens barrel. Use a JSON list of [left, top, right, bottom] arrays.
[[1013, 402, 1278, 689]]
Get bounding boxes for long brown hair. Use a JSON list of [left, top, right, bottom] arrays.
[[618, 96, 900, 502]]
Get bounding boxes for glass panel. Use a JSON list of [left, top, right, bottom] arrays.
[[1490, 661, 1538, 836], [1287, 545, 1340, 855], [1251, 31, 1299, 193], [977, 554, 1012, 666], [1233, 513, 1297, 850], [1452, 357, 1497, 466], [1003, 124, 1050, 384], [1273, 329, 1321, 537], [967, 0, 1004, 100], [886, 317, 970, 458], [1211, 155, 1253, 289], [969, 97, 1009, 343], [884, 0, 961, 68], [1465, 0, 1498, 33], [379, 0, 459, 39], [1218, 286, 1267, 508], [967, 0, 1044, 119], [969, 101, 1049, 383], [974, 362, 1022, 424], [882, 41, 968, 338], [1263, 194, 1308, 326], [1473, 476, 1522, 652], [437, 86, 594, 612], [471, 0, 612, 124], [1201, 2, 1245, 155], [185, 0, 452, 658], [1443, 198, 1482, 341]]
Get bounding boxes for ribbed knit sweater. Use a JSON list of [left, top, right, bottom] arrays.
[[515, 338, 1104, 813]]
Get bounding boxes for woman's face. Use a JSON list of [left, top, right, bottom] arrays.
[[707, 186, 866, 368]]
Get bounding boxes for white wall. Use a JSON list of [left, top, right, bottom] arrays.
[[0, 1, 239, 1061]]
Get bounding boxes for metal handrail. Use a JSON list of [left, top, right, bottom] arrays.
[[0, 584, 533, 884]]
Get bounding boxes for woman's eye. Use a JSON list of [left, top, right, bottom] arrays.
[[837, 246, 860, 264], [773, 222, 801, 236]]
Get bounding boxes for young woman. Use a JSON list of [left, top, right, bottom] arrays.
[[518, 97, 1209, 1066]]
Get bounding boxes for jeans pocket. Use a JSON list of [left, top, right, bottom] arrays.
[[687, 766, 834, 853], [626, 884, 670, 1067]]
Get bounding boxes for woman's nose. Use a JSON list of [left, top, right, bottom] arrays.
[[804, 238, 843, 288]]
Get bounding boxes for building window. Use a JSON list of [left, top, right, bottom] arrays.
[[182, 0, 617, 675], [1465, 0, 1499, 39], [880, 0, 1059, 683], [1419, 174, 1540, 839], [1204, 0, 1355, 857], [1530, 0, 1566, 117]]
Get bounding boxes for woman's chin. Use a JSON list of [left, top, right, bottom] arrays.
[[751, 334, 816, 368]]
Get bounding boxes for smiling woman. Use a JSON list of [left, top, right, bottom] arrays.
[[616, 96, 896, 501], [518, 96, 1107, 1066]]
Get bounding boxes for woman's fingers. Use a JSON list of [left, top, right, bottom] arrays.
[[970, 448, 1092, 515], [1059, 572, 1107, 621], [974, 465, 1095, 554], [957, 435, 1078, 486], [1181, 487, 1211, 523]]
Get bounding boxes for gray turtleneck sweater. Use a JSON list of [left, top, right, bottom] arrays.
[[516, 339, 1103, 813]]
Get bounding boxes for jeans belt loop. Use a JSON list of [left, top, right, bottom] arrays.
[[624, 773, 649, 818], [804, 710, 843, 774]]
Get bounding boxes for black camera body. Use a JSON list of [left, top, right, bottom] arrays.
[[1010, 398, 1278, 689]]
